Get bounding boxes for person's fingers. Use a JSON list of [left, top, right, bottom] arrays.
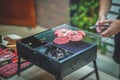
[[95, 21, 99, 25], [95, 20, 99, 25], [104, 19, 113, 23], [100, 29, 112, 37], [95, 16, 107, 33], [96, 27, 101, 33]]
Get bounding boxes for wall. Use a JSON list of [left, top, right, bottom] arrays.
[[36, 0, 70, 29]]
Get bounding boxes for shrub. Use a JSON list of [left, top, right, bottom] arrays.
[[70, 0, 99, 33]]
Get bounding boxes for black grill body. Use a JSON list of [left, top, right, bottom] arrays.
[[16, 24, 98, 79]]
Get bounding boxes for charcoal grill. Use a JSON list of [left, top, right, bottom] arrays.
[[17, 24, 100, 80]]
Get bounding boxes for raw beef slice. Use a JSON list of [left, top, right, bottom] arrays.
[[53, 37, 69, 44]]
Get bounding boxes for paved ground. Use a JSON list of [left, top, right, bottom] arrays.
[[0, 65, 117, 80], [88, 52, 119, 78]]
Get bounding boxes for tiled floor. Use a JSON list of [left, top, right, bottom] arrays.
[[94, 52, 119, 78], [1, 65, 117, 80]]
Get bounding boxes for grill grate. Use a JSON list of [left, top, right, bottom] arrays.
[[50, 41, 92, 54]]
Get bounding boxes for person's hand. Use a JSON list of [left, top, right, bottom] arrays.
[[96, 16, 106, 33], [100, 19, 120, 37]]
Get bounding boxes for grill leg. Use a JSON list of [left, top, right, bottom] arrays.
[[118, 65, 120, 80], [93, 60, 100, 80], [55, 76, 63, 80]]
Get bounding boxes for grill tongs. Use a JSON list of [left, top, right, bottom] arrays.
[[90, 25, 109, 33]]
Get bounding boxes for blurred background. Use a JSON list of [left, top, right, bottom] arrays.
[[0, 0, 119, 79]]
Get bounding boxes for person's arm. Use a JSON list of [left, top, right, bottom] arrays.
[[96, 0, 112, 33], [99, 0, 112, 19]]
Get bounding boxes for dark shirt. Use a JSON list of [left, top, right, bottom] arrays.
[[113, 15, 120, 64]]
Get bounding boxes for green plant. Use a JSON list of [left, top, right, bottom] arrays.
[[99, 43, 107, 54], [70, 0, 99, 33]]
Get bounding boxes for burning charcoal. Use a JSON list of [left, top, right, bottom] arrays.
[[28, 42, 32, 46], [45, 47, 67, 60], [56, 52, 64, 60]]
